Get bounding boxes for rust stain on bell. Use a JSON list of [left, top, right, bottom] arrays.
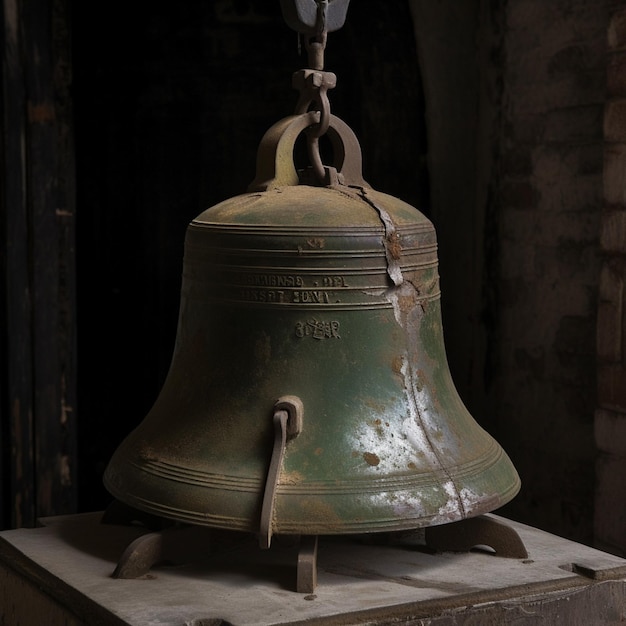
[[363, 452, 381, 467]]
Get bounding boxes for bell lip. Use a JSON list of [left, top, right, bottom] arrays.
[[102, 484, 521, 536], [102, 459, 521, 536]]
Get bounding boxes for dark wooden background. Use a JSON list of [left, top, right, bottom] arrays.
[[1, 0, 427, 526]]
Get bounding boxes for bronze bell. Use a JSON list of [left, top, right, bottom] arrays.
[[103, 4, 520, 546], [103, 109, 520, 545]]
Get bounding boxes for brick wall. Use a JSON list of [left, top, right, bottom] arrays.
[[596, 5, 626, 557], [487, 0, 610, 545], [409, 0, 626, 547]]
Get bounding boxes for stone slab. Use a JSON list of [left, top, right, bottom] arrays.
[[1, 512, 625, 625]]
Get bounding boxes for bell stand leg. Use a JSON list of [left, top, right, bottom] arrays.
[[293, 516, 528, 594], [424, 515, 529, 559], [111, 524, 217, 579], [297, 535, 319, 594], [107, 522, 320, 593], [101, 500, 216, 579], [102, 499, 320, 590]]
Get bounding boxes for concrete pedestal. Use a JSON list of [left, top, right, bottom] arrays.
[[1, 512, 625, 625]]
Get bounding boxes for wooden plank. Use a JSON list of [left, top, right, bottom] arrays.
[[24, 0, 62, 522], [22, 0, 77, 520], [0, 0, 76, 529], [1, 0, 37, 529]]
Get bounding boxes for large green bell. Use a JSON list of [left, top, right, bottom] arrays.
[[103, 112, 520, 543]]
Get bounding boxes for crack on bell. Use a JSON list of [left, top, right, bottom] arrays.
[[349, 185, 404, 287]]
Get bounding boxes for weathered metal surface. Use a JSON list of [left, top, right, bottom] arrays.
[[292, 70, 338, 182], [103, 110, 520, 538], [248, 112, 368, 191]]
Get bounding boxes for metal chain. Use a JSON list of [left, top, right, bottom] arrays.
[[297, 2, 332, 183], [305, 0, 328, 70], [281, 0, 351, 184]]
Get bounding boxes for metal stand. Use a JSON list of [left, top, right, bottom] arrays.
[[103, 501, 528, 594], [297, 535, 319, 593], [103, 501, 322, 592], [425, 514, 529, 559]]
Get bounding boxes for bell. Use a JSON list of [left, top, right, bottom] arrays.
[[103, 109, 520, 544]]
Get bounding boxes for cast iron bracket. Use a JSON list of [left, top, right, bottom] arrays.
[[103, 503, 528, 594]]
